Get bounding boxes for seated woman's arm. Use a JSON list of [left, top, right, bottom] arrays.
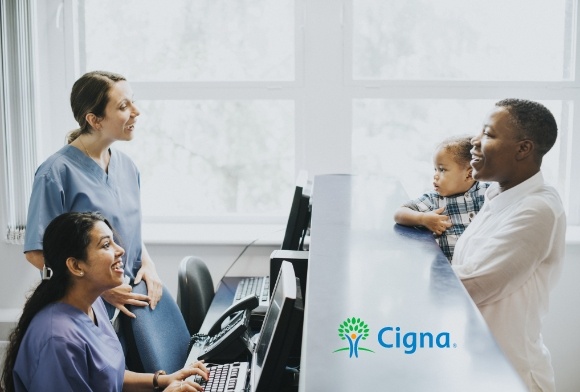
[[123, 362, 209, 392]]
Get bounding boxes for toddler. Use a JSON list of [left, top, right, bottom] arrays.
[[394, 135, 490, 261]]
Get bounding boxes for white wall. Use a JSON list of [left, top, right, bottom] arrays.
[[0, 243, 39, 309], [0, 237, 276, 313], [542, 243, 580, 392], [0, 233, 578, 391], [144, 242, 277, 299]]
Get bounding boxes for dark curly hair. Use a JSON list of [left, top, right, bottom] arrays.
[[436, 135, 473, 167], [495, 99, 558, 160]]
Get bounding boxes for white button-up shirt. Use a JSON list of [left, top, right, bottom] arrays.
[[452, 172, 566, 392]]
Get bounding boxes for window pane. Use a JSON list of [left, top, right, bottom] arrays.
[[115, 100, 295, 218], [353, 0, 570, 81], [352, 99, 563, 199], [83, 0, 294, 81]]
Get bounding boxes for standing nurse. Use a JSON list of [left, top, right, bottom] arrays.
[[24, 71, 162, 319]]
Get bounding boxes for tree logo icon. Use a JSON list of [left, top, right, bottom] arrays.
[[333, 317, 375, 358]]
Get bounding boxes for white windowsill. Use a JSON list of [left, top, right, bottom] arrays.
[[142, 222, 286, 246], [565, 226, 580, 245], [0, 226, 578, 329], [141, 222, 580, 246], [0, 308, 21, 340]]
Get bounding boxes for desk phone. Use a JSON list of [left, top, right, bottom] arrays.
[[188, 295, 259, 362]]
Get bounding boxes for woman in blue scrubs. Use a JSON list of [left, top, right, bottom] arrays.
[[2, 212, 208, 392], [24, 71, 162, 319]]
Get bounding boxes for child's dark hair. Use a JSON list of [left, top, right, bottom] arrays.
[[436, 135, 472, 166]]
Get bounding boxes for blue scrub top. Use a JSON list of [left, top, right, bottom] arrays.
[[13, 298, 125, 391], [25, 144, 143, 279]]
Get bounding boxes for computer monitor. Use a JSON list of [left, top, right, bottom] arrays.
[[250, 261, 304, 392], [270, 249, 309, 303], [281, 171, 312, 251]]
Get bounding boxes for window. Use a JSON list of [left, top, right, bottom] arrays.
[[82, 1, 295, 82], [36, 0, 580, 228], [353, 99, 564, 198], [77, 0, 297, 220], [352, 0, 570, 81], [115, 100, 295, 218], [347, 0, 577, 223]]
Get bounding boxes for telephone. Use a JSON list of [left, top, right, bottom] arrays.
[[188, 295, 259, 363]]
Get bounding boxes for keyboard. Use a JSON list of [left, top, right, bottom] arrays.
[[188, 362, 249, 392], [233, 276, 270, 314]]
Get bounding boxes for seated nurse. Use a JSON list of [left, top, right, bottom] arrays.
[[1, 212, 208, 392]]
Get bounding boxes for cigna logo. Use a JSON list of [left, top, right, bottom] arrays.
[[333, 317, 375, 358], [333, 317, 455, 358]]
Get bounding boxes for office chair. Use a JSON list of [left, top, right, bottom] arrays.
[[177, 256, 215, 335], [122, 282, 191, 374]]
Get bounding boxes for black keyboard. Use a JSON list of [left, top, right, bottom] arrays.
[[189, 362, 248, 392], [234, 276, 270, 302]]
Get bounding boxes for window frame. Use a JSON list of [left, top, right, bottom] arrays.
[[36, 0, 580, 228]]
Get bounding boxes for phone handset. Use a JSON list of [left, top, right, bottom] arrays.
[[207, 294, 260, 336]]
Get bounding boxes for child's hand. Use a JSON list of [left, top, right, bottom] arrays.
[[421, 207, 452, 235]]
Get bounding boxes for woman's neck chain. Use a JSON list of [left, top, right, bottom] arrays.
[[78, 137, 109, 172], [78, 137, 92, 158]]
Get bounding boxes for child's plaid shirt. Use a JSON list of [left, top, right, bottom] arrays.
[[402, 181, 491, 261]]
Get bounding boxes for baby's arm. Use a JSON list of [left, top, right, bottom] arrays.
[[394, 206, 451, 235]]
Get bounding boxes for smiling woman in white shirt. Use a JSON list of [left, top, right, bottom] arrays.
[[451, 99, 566, 392]]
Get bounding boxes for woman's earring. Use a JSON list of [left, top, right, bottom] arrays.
[[79, 271, 84, 277]]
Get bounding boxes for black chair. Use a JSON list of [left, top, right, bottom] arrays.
[[177, 256, 215, 335], [122, 282, 191, 373]]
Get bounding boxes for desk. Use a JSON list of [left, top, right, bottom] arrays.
[[185, 174, 526, 391], [298, 174, 525, 391]]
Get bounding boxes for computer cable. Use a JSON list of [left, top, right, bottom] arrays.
[[220, 227, 284, 279]]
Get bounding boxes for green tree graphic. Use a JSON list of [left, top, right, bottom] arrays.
[[333, 317, 374, 358]]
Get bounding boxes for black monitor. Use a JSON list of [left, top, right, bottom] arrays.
[[281, 171, 312, 251], [250, 261, 304, 392]]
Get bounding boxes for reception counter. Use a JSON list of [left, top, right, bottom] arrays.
[[298, 174, 525, 391]]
